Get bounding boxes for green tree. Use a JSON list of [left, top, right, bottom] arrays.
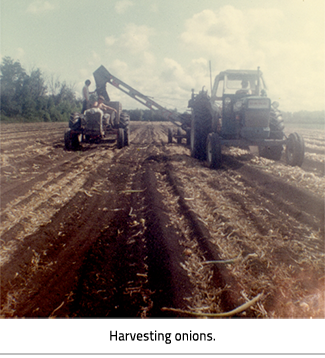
[[1, 56, 80, 122], [0, 56, 27, 116]]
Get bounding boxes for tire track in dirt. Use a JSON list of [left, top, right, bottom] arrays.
[[160, 145, 324, 317], [1, 122, 324, 318], [1, 123, 194, 317]]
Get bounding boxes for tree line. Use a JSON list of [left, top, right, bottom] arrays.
[[1, 56, 323, 124], [0, 56, 81, 122], [0, 56, 168, 123], [282, 110, 324, 124], [123, 109, 169, 122]]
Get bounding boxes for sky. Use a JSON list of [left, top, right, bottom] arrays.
[[0, 0, 324, 113]]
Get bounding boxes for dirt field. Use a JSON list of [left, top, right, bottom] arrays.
[[0, 121, 324, 318]]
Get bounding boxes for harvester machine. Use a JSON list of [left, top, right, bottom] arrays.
[[93, 65, 191, 144]]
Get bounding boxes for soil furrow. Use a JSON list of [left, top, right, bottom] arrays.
[[0, 121, 324, 318]]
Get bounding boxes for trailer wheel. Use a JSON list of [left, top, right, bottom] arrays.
[[117, 128, 125, 149], [177, 128, 182, 144], [206, 133, 222, 169], [168, 127, 173, 143], [286, 132, 305, 167]]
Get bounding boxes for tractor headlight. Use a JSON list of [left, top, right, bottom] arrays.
[[224, 97, 231, 106], [234, 100, 243, 111], [272, 101, 279, 109]]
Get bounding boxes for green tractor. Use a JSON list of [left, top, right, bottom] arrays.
[[189, 68, 305, 168]]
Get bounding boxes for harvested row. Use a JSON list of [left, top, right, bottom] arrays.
[[0, 121, 324, 318]]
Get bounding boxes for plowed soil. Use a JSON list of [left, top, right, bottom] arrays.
[[1, 121, 324, 318]]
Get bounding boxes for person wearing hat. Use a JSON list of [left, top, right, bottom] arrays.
[[82, 79, 96, 113]]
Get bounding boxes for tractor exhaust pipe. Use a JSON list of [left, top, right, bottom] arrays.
[[257, 66, 260, 96]]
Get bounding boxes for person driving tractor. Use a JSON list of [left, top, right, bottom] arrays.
[[93, 95, 117, 113], [236, 79, 252, 95], [91, 95, 118, 133]]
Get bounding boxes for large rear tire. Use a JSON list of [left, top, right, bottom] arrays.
[[64, 129, 72, 150], [190, 108, 211, 160], [64, 129, 80, 150], [286, 132, 305, 167], [206, 133, 222, 169], [120, 112, 129, 128], [117, 128, 125, 149]]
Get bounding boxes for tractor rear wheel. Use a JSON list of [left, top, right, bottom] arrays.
[[186, 129, 191, 145], [286, 132, 305, 167], [206, 133, 222, 169], [120, 112, 129, 128], [190, 105, 211, 160], [65, 129, 80, 150], [64, 130, 72, 150], [117, 128, 125, 149]]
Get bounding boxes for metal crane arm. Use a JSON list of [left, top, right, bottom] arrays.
[[93, 65, 181, 124]]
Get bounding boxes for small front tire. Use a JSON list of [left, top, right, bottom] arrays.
[[286, 132, 305, 167], [124, 126, 130, 146]]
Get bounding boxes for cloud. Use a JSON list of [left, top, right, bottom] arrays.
[[98, 3, 323, 112], [87, 51, 101, 67], [161, 58, 195, 89], [26, 0, 55, 14], [179, 5, 324, 111], [105, 23, 154, 56], [16, 48, 26, 60], [105, 36, 116, 46], [120, 24, 153, 53], [115, 0, 134, 14]]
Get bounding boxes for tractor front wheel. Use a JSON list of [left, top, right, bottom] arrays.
[[286, 132, 305, 167], [124, 126, 130, 146]]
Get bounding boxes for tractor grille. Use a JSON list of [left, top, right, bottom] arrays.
[[244, 110, 269, 128]]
